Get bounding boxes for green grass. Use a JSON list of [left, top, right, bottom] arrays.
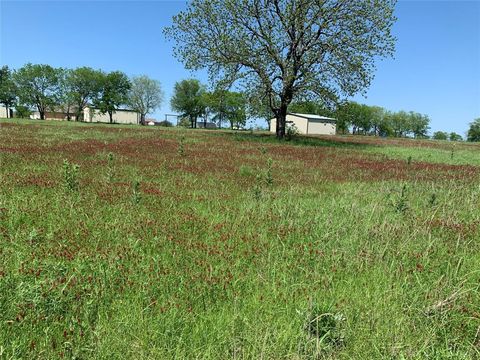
[[1, 119, 479, 359]]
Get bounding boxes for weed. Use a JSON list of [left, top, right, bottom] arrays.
[[178, 136, 186, 157], [407, 155, 412, 165], [394, 184, 409, 214], [132, 180, 141, 204], [62, 159, 80, 192], [305, 306, 346, 348], [264, 158, 273, 186], [106, 152, 115, 182]]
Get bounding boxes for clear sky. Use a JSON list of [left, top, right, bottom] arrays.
[[1, 0, 479, 136]]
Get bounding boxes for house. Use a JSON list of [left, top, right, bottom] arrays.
[[270, 113, 336, 135], [83, 106, 141, 125], [30, 109, 79, 121], [0, 106, 13, 118]]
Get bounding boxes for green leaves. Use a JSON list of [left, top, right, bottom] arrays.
[[14, 63, 61, 119]]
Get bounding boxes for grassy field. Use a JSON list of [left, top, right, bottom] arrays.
[[1, 119, 479, 359]]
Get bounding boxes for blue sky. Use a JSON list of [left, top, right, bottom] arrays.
[[1, 0, 479, 136]]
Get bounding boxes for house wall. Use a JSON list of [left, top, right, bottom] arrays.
[[84, 107, 140, 124], [269, 115, 308, 134], [270, 115, 337, 135], [0, 106, 11, 118], [307, 120, 336, 135]]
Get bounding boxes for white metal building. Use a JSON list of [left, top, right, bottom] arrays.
[[84, 107, 141, 125], [270, 113, 336, 135]]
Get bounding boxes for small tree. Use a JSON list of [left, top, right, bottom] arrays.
[[95, 71, 131, 123], [0, 66, 17, 118], [127, 75, 164, 125], [170, 79, 206, 128], [14, 63, 61, 120], [449, 132, 463, 142], [432, 131, 448, 141], [467, 119, 480, 142]]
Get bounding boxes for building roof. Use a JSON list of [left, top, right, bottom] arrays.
[[289, 113, 336, 121]]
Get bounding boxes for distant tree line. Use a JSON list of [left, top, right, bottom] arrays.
[[0, 64, 163, 124], [1, 64, 478, 142]]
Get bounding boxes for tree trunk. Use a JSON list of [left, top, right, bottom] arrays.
[[140, 113, 146, 125], [109, 111, 113, 124], [276, 105, 287, 139]]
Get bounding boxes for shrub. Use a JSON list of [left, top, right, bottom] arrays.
[[158, 120, 173, 127], [15, 105, 31, 119]]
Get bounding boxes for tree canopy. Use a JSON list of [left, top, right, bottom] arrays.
[[170, 79, 206, 128], [467, 118, 480, 142], [127, 75, 164, 125], [14, 63, 61, 120], [0, 65, 17, 117], [165, 0, 397, 138], [94, 71, 131, 123]]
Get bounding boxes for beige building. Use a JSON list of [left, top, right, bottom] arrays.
[[0, 106, 13, 118], [270, 113, 336, 135], [84, 107, 141, 125]]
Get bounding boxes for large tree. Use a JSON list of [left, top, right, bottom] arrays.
[[170, 79, 206, 128], [65, 67, 103, 121], [127, 75, 164, 125], [13, 63, 61, 120], [0, 66, 17, 118], [94, 71, 131, 123], [165, 0, 397, 139], [467, 118, 480, 142]]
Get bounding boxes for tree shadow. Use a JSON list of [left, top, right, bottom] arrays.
[[217, 130, 373, 150]]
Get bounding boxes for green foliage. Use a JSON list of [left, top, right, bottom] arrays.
[[0, 65, 17, 113], [165, 0, 397, 138], [449, 132, 463, 142], [127, 75, 164, 125], [432, 131, 448, 141], [13, 63, 61, 119], [157, 120, 173, 127], [285, 123, 299, 141], [131, 180, 141, 204], [305, 307, 346, 348], [14, 105, 31, 119], [94, 71, 131, 123], [170, 79, 206, 128], [206, 90, 247, 129], [467, 118, 480, 142], [62, 159, 80, 192], [106, 153, 115, 183], [177, 136, 186, 156], [64, 67, 104, 121]]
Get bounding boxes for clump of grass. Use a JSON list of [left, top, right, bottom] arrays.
[[407, 155, 413, 165], [62, 159, 80, 192]]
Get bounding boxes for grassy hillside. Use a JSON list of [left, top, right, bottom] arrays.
[[1, 119, 479, 359]]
